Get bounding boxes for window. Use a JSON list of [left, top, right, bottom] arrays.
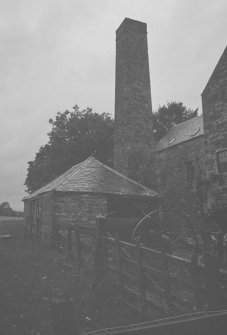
[[186, 161, 195, 182], [217, 149, 227, 173], [168, 138, 176, 145], [190, 128, 201, 137]]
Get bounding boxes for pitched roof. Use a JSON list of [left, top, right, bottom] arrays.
[[155, 115, 204, 152], [24, 156, 159, 200]]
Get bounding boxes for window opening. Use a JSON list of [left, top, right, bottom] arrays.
[[190, 128, 201, 137], [168, 138, 176, 145]]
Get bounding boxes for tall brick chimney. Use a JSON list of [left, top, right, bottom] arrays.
[[113, 18, 154, 178]]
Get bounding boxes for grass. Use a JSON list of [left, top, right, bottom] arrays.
[[0, 218, 141, 335]]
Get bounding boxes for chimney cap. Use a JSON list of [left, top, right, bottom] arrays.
[[116, 18, 147, 39]]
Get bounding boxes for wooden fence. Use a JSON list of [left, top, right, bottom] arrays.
[[54, 217, 227, 318], [88, 310, 227, 335], [56, 223, 97, 275], [103, 234, 227, 316]]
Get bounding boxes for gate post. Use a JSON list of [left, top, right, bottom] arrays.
[[94, 216, 107, 284], [160, 236, 172, 313]]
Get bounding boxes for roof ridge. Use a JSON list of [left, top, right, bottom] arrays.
[[172, 115, 202, 129], [55, 160, 86, 190], [53, 157, 98, 191], [94, 158, 159, 196]]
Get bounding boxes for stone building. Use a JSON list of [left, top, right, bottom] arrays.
[[23, 157, 158, 241], [113, 18, 227, 231], [24, 18, 227, 239]]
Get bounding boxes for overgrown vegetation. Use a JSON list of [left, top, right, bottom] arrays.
[[153, 102, 198, 142], [25, 106, 114, 193], [25, 102, 198, 193], [0, 219, 142, 334], [0, 202, 23, 217]]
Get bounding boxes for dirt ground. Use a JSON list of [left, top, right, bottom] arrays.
[[0, 218, 142, 335]]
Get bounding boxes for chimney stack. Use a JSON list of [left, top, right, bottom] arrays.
[[113, 18, 154, 178]]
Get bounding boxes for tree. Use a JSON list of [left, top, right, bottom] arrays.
[[153, 101, 198, 142], [133, 102, 198, 184], [25, 105, 114, 193], [25, 102, 198, 193], [0, 202, 15, 216]]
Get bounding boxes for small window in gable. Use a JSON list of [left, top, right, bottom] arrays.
[[168, 138, 176, 145], [217, 149, 227, 173], [186, 161, 195, 182], [190, 128, 200, 137]]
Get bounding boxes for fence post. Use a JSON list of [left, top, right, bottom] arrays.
[[75, 230, 82, 271], [67, 225, 74, 261], [36, 216, 40, 238], [28, 215, 33, 239], [52, 205, 57, 247], [161, 237, 172, 313], [136, 244, 146, 315], [191, 252, 206, 310], [94, 216, 107, 284], [115, 234, 124, 289], [24, 216, 29, 239], [217, 232, 224, 265], [56, 225, 61, 252], [204, 252, 225, 309]]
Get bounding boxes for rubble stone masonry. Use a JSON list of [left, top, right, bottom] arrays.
[[202, 47, 227, 174], [113, 19, 227, 226], [202, 47, 227, 209], [153, 136, 206, 228], [54, 193, 107, 226]]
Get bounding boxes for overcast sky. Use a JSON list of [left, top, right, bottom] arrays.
[[0, 0, 226, 210]]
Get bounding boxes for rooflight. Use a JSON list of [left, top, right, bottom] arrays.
[[190, 128, 201, 137], [168, 138, 176, 145]]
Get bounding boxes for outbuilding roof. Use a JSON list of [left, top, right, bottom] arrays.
[[24, 156, 159, 200], [155, 115, 204, 152]]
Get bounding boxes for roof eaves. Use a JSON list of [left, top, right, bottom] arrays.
[[95, 160, 159, 197], [54, 190, 160, 199], [155, 133, 204, 153], [23, 189, 56, 201], [24, 162, 83, 200]]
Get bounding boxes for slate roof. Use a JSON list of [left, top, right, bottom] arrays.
[[155, 115, 204, 152], [24, 156, 159, 200]]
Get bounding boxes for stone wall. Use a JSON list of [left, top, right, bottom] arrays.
[[24, 192, 54, 242], [202, 47, 227, 175], [39, 192, 54, 241], [24, 192, 107, 243], [202, 47, 227, 211], [153, 136, 206, 230], [54, 193, 107, 226]]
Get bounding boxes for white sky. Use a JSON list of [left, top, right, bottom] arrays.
[[0, 0, 226, 210]]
